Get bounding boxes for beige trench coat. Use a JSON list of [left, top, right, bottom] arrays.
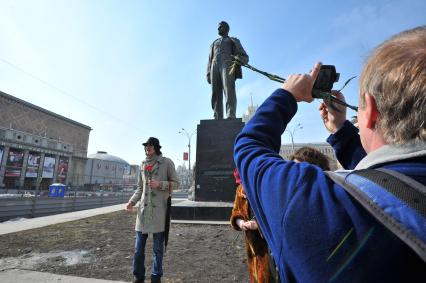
[[129, 155, 179, 233]]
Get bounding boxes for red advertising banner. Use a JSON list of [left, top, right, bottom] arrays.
[[5, 149, 24, 177], [183, 152, 189, 161], [57, 156, 69, 180]]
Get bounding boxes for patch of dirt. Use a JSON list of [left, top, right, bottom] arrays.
[[0, 210, 248, 282]]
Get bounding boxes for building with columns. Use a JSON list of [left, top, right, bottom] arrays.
[[0, 90, 91, 191]]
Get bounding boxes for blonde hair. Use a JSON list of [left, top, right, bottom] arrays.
[[359, 26, 426, 144]]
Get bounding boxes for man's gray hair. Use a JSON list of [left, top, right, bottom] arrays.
[[359, 26, 426, 144]]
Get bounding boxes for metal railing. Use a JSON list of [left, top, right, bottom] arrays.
[[0, 192, 132, 222]]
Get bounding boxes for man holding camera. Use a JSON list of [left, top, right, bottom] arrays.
[[234, 26, 426, 282]]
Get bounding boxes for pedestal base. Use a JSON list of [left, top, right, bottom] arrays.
[[194, 119, 244, 202], [171, 200, 233, 221]]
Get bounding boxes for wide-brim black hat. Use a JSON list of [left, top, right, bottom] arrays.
[[142, 137, 161, 148]]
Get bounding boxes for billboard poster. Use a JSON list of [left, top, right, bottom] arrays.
[[42, 156, 56, 178], [57, 156, 69, 180], [26, 153, 41, 178], [5, 149, 24, 177], [0, 147, 3, 167]]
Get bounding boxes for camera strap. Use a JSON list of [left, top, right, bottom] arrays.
[[325, 168, 426, 262]]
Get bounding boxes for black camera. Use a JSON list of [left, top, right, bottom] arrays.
[[313, 65, 340, 92]]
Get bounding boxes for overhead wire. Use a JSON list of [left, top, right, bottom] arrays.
[[0, 57, 145, 132]]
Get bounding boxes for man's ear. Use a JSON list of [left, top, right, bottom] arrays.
[[364, 93, 379, 129]]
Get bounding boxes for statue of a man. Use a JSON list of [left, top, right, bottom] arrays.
[[207, 21, 249, 119]]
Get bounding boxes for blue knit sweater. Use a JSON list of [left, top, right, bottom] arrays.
[[234, 88, 426, 283]]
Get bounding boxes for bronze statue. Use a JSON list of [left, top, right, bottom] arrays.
[[207, 21, 249, 119]]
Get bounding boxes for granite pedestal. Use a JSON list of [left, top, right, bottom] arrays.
[[195, 118, 244, 201], [171, 119, 244, 221], [171, 200, 233, 221]]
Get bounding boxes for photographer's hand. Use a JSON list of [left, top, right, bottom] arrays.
[[319, 91, 347, 133], [282, 62, 322, 102]]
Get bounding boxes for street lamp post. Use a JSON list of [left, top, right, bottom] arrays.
[[285, 123, 303, 153], [178, 128, 196, 186]]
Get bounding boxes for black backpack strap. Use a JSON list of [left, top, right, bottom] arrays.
[[325, 169, 426, 262]]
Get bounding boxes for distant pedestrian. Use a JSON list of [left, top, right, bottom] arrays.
[[125, 137, 179, 283]]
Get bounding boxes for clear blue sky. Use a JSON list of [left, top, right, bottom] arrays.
[[0, 0, 425, 166]]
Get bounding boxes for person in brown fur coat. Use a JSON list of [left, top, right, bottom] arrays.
[[230, 168, 279, 283], [231, 147, 331, 282]]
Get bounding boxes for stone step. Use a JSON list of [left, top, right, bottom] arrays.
[[171, 200, 233, 221]]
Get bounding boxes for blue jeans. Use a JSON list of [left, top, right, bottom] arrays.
[[133, 231, 165, 280]]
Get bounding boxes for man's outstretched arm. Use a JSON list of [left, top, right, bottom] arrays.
[[234, 63, 322, 259]]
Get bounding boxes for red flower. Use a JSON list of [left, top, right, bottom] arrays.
[[146, 165, 153, 172], [233, 168, 241, 185]]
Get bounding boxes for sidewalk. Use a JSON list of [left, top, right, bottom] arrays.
[[0, 198, 229, 236], [0, 269, 127, 283], [0, 203, 126, 235]]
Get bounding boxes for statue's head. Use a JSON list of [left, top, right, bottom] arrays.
[[218, 21, 230, 36]]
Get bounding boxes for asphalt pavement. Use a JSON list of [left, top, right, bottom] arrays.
[[0, 269, 128, 283]]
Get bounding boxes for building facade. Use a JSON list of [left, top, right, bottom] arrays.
[[242, 96, 258, 123], [122, 164, 139, 191], [0, 91, 91, 191], [84, 151, 137, 191]]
